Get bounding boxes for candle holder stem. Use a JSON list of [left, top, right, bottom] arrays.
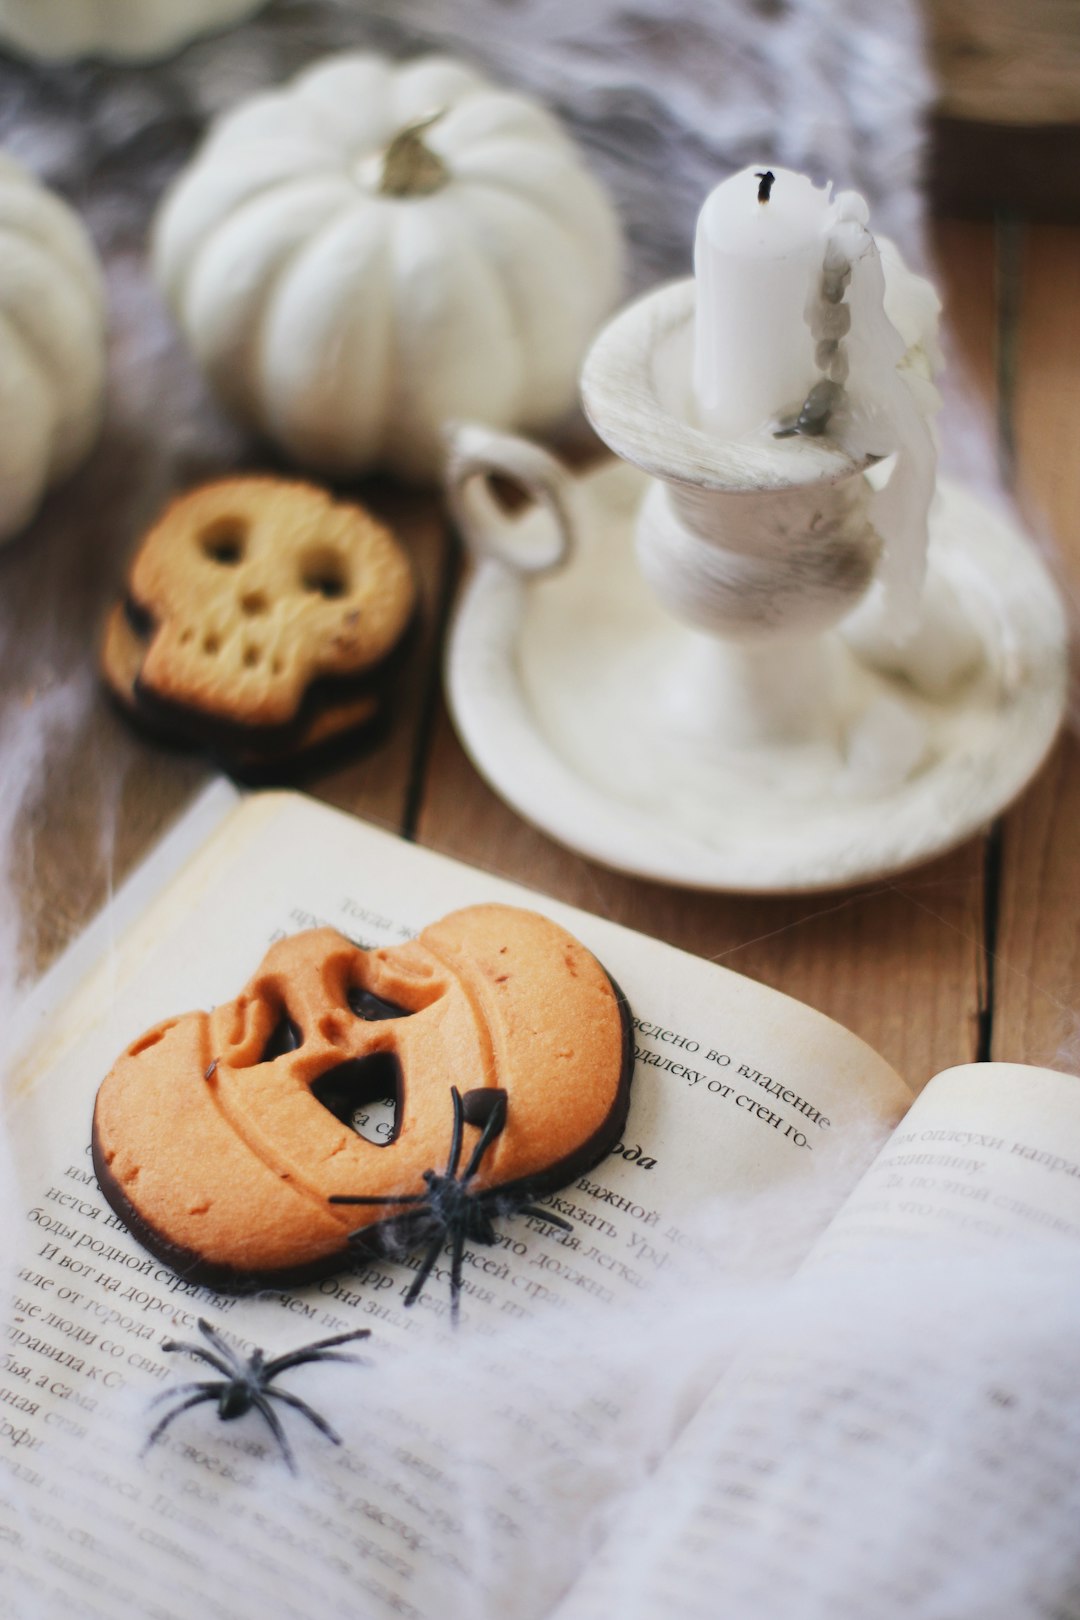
[[624, 408, 879, 761], [667, 631, 840, 750]]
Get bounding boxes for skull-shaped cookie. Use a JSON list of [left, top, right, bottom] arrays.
[[92, 906, 633, 1289], [125, 477, 415, 729]]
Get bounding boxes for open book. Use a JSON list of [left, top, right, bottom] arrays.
[[3, 788, 1078, 1619]]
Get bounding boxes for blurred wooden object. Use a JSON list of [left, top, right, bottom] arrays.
[[993, 223, 1080, 1069], [925, 0, 1080, 217], [928, 0, 1080, 123]]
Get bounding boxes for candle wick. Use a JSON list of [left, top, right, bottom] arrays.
[[755, 170, 776, 204]]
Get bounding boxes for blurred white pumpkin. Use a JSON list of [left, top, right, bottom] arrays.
[[0, 0, 266, 62], [153, 53, 623, 482], [0, 155, 106, 545]]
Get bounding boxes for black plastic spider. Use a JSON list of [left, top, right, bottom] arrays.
[[144, 1318, 371, 1473], [330, 1086, 573, 1323]]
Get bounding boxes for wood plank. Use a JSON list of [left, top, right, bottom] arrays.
[[930, 217, 998, 402], [2, 466, 445, 979], [929, 119, 1080, 224], [993, 223, 1080, 1068], [0, 435, 209, 980], [9, 684, 211, 981], [310, 481, 449, 831]]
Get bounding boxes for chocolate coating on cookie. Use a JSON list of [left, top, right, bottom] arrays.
[[92, 907, 633, 1290], [101, 598, 400, 780]]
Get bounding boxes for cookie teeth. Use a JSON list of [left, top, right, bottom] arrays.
[[102, 474, 415, 769]]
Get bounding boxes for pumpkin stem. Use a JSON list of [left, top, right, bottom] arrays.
[[378, 109, 450, 198]]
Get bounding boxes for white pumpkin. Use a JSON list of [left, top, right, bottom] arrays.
[[0, 0, 266, 62], [0, 155, 106, 545], [153, 54, 624, 482]]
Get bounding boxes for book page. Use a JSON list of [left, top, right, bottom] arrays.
[[0, 789, 909, 1620], [548, 1063, 1080, 1620], [812, 1061, 1080, 1251]]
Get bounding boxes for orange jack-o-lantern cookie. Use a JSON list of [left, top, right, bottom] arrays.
[[92, 907, 633, 1291]]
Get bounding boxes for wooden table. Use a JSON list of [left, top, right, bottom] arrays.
[[7, 217, 1078, 1093]]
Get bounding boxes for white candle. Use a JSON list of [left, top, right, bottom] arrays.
[[693, 166, 837, 440], [693, 166, 941, 629]]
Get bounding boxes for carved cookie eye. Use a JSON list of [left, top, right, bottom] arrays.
[[260, 1012, 302, 1062], [199, 518, 247, 565], [123, 596, 154, 640], [300, 544, 349, 599], [347, 984, 411, 1022]]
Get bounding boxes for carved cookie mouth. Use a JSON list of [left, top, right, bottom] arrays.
[[92, 912, 635, 1292]]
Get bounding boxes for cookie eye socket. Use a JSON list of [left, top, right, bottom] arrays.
[[260, 1012, 303, 1063], [300, 546, 349, 600], [347, 985, 412, 1021], [200, 520, 247, 566], [124, 596, 155, 640], [129, 1028, 165, 1057]]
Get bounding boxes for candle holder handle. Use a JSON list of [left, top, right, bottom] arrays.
[[444, 422, 579, 577]]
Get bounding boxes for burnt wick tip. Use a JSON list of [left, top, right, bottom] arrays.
[[755, 169, 776, 204]]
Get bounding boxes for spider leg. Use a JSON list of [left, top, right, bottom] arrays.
[[251, 1393, 297, 1475], [449, 1225, 467, 1326], [263, 1328, 372, 1378], [196, 1319, 248, 1379], [142, 1390, 217, 1454], [460, 1095, 508, 1185], [148, 1379, 220, 1408], [517, 1205, 574, 1234], [264, 1349, 372, 1380], [160, 1340, 236, 1380], [403, 1231, 445, 1308], [265, 1388, 343, 1447], [445, 1086, 465, 1179]]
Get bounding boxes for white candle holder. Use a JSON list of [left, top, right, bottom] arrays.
[[444, 280, 1067, 892]]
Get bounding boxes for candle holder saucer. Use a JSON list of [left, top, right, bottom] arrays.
[[442, 282, 1067, 894]]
